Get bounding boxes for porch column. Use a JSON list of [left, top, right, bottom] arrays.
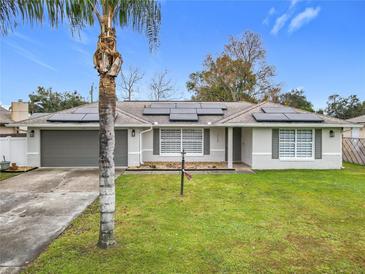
[[227, 127, 233, 168]]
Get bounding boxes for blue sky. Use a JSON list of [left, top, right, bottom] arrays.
[[1, 0, 364, 109]]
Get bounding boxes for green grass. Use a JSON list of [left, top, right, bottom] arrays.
[[26, 163, 365, 273], [0, 171, 20, 181]]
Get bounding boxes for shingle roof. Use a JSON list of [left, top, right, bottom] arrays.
[[0, 106, 13, 124], [347, 114, 365, 124], [219, 101, 352, 126], [8, 100, 355, 127], [12, 102, 150, 126], [117, 101, 254, 125]]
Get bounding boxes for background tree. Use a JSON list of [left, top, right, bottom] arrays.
[[0, 0, 161, 249], [150, 70, 174, 101], [187, 31, 279, 102], [120, 67, 144, 101], [89, 83, 95, 103], [224, 31, 279, 100], [279, 89, 314, 112], [187, 54, 256, 102], [325, 94, 365, 119], [29, 86, 86, 113]]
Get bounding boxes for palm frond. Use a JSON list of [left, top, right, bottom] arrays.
[[115, 0, 161, 51], [0, 0, 161, 50]]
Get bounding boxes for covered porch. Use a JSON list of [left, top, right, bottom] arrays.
[[133, 126, 254, 172], [225, 127, 253, 169], [137, 126, 253, 169]]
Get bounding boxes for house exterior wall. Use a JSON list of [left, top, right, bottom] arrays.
[[0, 126, 17, 134], [251, 128, 342, 169], [359, 127, 365, 138], [128, 128, 141, 167], [343, 126, 365, 138], [11, 101, 29, 122], [27, 128, 41, 167], [26, 125, 343, 169], [141, 127, 226, 162], [241, 128, 252, 166], [27, 127, 140, 167]]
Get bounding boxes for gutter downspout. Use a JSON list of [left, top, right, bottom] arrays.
[[139, 126, 153, 165]]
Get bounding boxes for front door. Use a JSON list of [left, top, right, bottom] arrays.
[[233, 128, 241, 162]]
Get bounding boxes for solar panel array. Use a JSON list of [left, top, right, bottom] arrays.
[[170, 113, 198, 121], [47, 107, 100, 122], [253, 107, 323, 123], [143, 102, 226, 121], [261, 106, 295, 113]]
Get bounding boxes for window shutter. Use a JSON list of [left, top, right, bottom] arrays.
[[225, 128, 228, 161], [153, 128, 159, 155], [272, 129, 279, 159], [315, 129, 322, 159], [204, 129, 210, 155]]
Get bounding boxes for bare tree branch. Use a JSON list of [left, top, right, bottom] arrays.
[[120, 67, 144, 101], [150, 70, 175, 101]]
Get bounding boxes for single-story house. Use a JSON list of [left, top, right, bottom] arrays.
[[0, 101, 29, 136], [8, 100, 361, 169], [343, 114, 365, 138]]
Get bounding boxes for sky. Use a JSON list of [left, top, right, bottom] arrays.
[[1, 0, 365, 110]]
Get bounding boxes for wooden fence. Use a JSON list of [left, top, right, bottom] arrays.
[[342, 137, 365, 165]]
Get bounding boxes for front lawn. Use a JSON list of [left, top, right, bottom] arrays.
[[0, 172, 20, 181], [26, 163, 365, 273]]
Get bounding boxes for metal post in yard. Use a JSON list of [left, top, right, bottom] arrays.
[[180, 149, 186, 196]]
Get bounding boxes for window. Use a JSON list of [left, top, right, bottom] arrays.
[[279, 129, 313, 159], [160, 128, 203, 155]]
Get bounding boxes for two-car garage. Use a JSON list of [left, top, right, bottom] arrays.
[[40, 130, 128, 167]]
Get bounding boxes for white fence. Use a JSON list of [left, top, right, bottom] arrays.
[[0, 136, 27, 166]]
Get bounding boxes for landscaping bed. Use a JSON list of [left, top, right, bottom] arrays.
[[132, 161, 228, 169]]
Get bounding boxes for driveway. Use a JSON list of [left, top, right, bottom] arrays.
[[0, 168, 121, 274]]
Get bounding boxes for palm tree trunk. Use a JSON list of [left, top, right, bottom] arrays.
[[95, 14, 122, 248], [98, 73, 116, 248]]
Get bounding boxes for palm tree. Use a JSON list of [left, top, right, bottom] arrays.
[[0, 0, 160, 248]]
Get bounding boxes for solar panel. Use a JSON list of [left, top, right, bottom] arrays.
[[73, 107, 98, 114], [143, 108, 170, 115], [252, 113, 289, 122], [82, 113, 99, 122], [169, 113, 198, 121], [47, 113, 86, 122], [170, 108, 197, 114], [262, 107, 296, 113], [253, 112, 324, 122], [285, 113, 323, 122], [200, 103, 227, 110], [197, 108, 224, 115], [175, 103, 201, 109], [150, 103, 176, 109]]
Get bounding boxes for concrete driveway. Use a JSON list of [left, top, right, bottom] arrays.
[[0, 168, 120, 274]]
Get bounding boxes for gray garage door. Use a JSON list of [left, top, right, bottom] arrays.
[[41, 130, 128, 167]]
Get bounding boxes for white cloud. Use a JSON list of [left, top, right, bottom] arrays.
[[13, 32, 44, 47], [289, 7, 321, 33], [271, 13, 290, 35], [263, 7, 276, 25], [290, 0, 301, 8], [5, 41, 56, 71]]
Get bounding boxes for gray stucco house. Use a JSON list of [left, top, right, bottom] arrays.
[[9, 100, 361, 169]]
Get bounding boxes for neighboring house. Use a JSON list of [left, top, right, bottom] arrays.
[[8, 101, 361, 169], [0, 101, 29, 135], [343, 114, 365, 138]]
